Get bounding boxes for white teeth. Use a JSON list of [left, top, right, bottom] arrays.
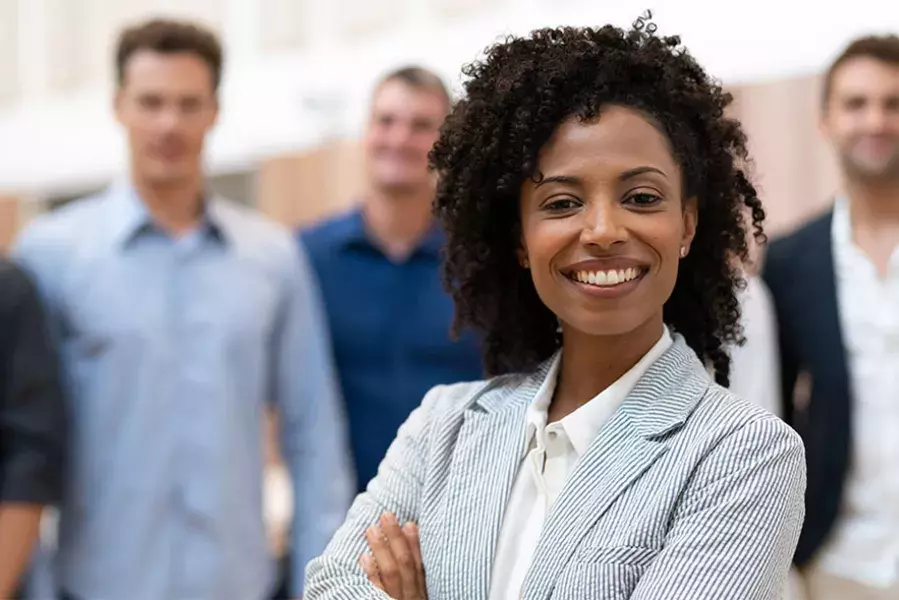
[[572, 268, 642, 288]]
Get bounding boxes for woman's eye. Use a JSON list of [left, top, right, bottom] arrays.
[[543, 198, 580, 212], [626, 193, 663, 207]]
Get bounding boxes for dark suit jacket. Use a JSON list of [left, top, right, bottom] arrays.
[[0, 259, 66, 507], [763, 209, 852, 567]]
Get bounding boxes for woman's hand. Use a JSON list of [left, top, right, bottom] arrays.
[[360, 512, 427, 600]]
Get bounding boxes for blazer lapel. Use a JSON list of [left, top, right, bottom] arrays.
[[523, 339, 710, 600], [793, 209, 854, 554], [430, 361, 555, 600], [797, 210, 852, 411]]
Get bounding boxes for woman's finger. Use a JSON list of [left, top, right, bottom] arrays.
[[380, 512, 421, 600], [360, 553, 384, 590], [365, 525, 402, 598], [403, 522, 426, 594]]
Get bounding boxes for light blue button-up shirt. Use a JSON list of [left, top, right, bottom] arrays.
[[14, 182, 353, 600]]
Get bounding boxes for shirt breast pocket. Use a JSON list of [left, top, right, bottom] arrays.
[[60, 294, 127, 411], [59, 331, 118, 516], [61, 333, 109, 391]]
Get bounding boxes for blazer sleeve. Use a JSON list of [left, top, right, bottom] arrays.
[[0, 262, 67, 505], [304, 384, 447, 599], [630, 416, 806, 600]]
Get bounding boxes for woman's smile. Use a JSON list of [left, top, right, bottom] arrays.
[[560, 258, 650, 299]]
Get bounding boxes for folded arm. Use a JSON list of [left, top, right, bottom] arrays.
[[304, 385, 444, 600], [631, 417, 806, 600]]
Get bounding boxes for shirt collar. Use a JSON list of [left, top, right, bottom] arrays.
[[831, 194, 899, 279], [524, 326, 674, 456], [108, 179, 230, 248], [338, 207, 445, 258], [831, 195, 852, 256]]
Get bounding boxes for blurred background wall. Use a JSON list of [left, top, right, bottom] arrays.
[[0, 0, 896, 248]]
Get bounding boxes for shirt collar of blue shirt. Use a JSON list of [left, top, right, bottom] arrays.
[[108, 178, 232, 248], [336, 207, 445, 259]]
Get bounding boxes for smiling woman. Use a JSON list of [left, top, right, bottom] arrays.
[[305, 13, 806, 600], [513, 109, 697, 383]]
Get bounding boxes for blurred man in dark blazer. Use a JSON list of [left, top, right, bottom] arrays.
[[764, 35, 899, 599]]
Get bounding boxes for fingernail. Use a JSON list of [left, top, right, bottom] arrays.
[[383, 512, 397, 526]]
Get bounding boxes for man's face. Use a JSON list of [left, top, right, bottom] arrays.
[[115, 50, 219, 186], [822, 56, 899, 182], [363, 80, 447, 194]]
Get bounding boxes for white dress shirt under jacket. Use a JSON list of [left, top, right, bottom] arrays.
[[489, 327, 673, 600], [814, 197, 899, 588]]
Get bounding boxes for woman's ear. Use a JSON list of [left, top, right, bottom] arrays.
[[516, 245, 529, 269], [681, 196, 698, 256], [518, 248, 531, 269]]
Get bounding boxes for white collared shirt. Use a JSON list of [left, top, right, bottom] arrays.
[[730, 276, 781, 418], [815, 197, 899, 588], [488, 328, 673, 600]]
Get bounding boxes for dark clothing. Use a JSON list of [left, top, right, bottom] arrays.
[[0, 259, 66, 506], [300, 208, 483, 492], [762, 209, 850, 567]]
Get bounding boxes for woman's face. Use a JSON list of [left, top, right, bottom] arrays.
[[519, 104, 697, 340]]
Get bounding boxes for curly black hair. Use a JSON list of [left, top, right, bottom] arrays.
[[430, 13, 765, 386]]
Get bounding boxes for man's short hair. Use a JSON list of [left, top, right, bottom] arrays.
[[115, 18, 224, 92], [822, 34, 899, 108], [375, 66, 451, 110]]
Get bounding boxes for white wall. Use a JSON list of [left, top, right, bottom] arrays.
[[1, 0, 897, 196]]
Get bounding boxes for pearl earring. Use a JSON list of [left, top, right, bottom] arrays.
[[522, 258, 530, 269], [679, 246, 687, 258]]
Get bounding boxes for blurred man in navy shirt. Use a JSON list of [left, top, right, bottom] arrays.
[[301, 66, 483, 494]]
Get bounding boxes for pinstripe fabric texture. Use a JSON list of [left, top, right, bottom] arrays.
[[305, 335, 807, 599]]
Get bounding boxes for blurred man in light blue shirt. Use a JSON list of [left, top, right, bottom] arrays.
[[13, 18, 352, 600]]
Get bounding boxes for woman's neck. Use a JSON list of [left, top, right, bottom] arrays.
[[548, 317, 664, 423]]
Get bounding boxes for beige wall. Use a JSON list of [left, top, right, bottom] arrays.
[[728, 74, 840, 238], [257, 139, 366, 228], [0, 196, 21, 252]]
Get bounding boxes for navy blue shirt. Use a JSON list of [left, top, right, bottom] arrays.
[[300, 209, 483, 493]]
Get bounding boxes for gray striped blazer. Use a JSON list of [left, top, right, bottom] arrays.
[[305, 335, 806, 599]]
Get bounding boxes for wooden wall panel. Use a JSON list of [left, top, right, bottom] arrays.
[[0, 196, 22, 252], [727, 74, 840, 238], [257, 139, 365, 229]]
